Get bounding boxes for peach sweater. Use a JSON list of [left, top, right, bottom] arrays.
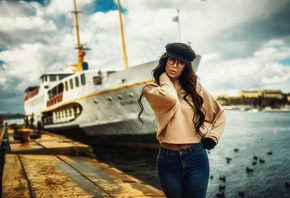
[[143, 73, 226, 144]]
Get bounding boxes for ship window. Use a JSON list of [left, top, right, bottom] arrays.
[[59, 74, 69, 80], [49, 90, 53, 99], [73, 106, 77, 115], [65, 81, 68, 91], [129, 93, 134, 98], [81, 74, 86, 85], [41, 75, 47, 83], [70, 79, 74, 89], [75, 76, 79, 87], [93, 76, 102, 85], [58, 83, 64, 93], [52, 87, 57, 96], [50, 75, 56, 82], [69, 110, 72, 116], [65, 110, 68, 117]]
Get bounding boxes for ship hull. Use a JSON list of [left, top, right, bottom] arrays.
[[46, 108, 159, 150]]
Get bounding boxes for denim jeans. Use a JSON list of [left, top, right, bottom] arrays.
[[157, 143, 209, 198]]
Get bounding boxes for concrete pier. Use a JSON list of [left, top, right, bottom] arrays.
[[1, 125, 165, 197]]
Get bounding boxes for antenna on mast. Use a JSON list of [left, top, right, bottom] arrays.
[[173, 9, 181, 41]]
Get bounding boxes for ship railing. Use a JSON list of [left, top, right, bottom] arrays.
[[46, 92, 63, 107], [23, 88, 39, 101]]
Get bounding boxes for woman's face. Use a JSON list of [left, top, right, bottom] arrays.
[[165, 57, 185, 80]]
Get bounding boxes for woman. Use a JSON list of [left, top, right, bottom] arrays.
[[138, 42, 226, 198]]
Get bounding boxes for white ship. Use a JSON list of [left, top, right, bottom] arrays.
[[23, 0, 201, 149]]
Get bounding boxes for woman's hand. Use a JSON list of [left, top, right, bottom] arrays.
[[202, 138, 216, 150]]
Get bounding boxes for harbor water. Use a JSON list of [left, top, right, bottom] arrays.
[[93, 110, 290, 198]]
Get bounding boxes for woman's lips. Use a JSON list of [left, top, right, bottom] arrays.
[[170, 70, 177, 74]]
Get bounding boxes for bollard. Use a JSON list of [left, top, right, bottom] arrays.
[[17, 128, 33, 143], [12, 124, 21, 140]]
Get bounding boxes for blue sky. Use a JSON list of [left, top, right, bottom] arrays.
[[11, 0, 127, 13], [279, 59, 290, 66], [24, 0, 47, 5], [91, 0, 127, 13], [0, 0, 290, 113]]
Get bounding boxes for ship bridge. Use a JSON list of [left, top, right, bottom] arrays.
[[40, 73, 73, 85]]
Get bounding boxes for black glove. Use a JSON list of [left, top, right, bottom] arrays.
[[202, 138, 216, 150]]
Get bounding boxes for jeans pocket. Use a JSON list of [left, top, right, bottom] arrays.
[[157, 151, 166, 159], [191, 147, 206, 155]]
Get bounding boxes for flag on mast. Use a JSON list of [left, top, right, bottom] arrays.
[[173, 16, 179, 22]]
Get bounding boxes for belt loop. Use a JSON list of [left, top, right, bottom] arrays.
[[166, 149, 168, 157], [189, 147, 192, 154]]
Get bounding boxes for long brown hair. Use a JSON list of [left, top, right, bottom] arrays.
[[138, 53, 206, 137]]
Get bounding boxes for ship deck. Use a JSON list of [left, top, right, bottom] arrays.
[[0, 124, 165, 197]]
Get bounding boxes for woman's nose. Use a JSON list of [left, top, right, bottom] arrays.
[[173, 61, 178, 67]]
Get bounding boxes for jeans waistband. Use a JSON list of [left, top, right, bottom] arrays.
[[159, 142, 204, 156]]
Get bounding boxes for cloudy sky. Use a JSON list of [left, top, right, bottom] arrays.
[[0, 0, 290, 114]]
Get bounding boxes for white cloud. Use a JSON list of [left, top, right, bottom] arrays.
[[46, 0, 74, 15], [0, 43, 51, 94], [0, 16, 56, 31], [261, 63, 290, 84], [0, 76, 7, 86], [199, 42, 290, 97]]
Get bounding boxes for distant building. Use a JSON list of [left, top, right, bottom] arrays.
[[239, 89, 283, 99], [217, 94, 229, 99], [216, 94, 228, 106], [239, 90, 262, 98], [216, 98, 227, 106], [262, 90, 284, 99]]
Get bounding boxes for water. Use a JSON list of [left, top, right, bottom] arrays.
[[2, 118, 24, 125], [93, 110, 290, 198]]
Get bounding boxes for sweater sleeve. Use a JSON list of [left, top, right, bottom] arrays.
[[143, 72, 178, 108], [198, 84, 227, 143], [142, 72, 179, 141]]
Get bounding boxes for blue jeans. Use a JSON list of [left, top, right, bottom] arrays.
[[157, 143, 209, 198]]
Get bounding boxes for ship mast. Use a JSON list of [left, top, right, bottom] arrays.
[[117, 0, 129, 69], [73, 0, 85, 72]]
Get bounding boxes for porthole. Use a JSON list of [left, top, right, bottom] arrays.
[[128, 93, 134, 98], [117, 95, 123, 100], [107, 97, 113, 102]]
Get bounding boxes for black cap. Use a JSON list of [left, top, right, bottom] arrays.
[[165, 42, 196, 64]]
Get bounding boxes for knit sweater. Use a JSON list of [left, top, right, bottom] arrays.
[[143, 72, 226, 144]]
